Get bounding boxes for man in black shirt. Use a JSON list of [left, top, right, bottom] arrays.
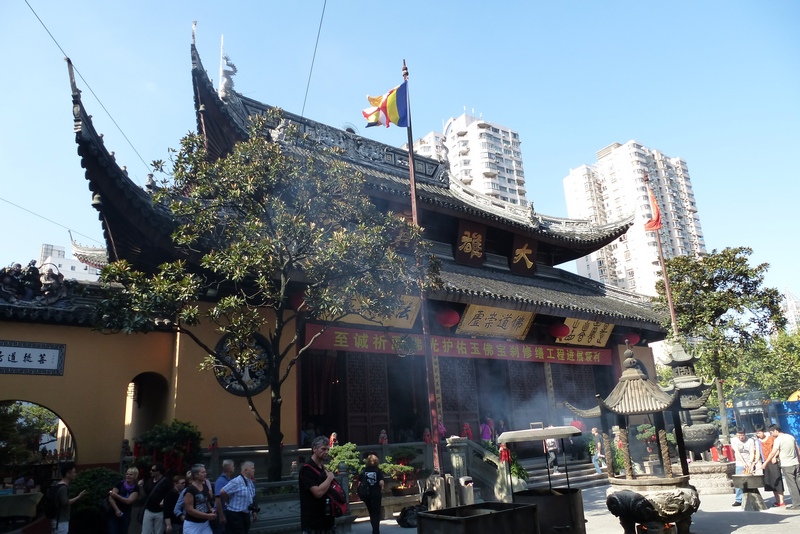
[[141, 462, 171, 534], [299, 436, 336, 533]]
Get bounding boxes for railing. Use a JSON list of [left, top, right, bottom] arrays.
[[463, 439, 527, 502]]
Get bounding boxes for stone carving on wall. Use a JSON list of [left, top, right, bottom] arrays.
[[0, 261, 73, 306]]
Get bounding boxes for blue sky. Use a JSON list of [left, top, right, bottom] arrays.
[[1, 1, 798, 296]]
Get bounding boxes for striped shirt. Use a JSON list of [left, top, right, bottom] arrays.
[[221, 475, 256, 513]]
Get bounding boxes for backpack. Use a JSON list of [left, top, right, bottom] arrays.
[[397, 505, 424, 528], [44, 482, 65, 519], [327, 478, 347, 517], [303, 463, 347, 518], [357, 473, 370, 502]]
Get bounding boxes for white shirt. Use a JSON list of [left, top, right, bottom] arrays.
[[731, 435, 755, 467], [774, 433, 799, 467]]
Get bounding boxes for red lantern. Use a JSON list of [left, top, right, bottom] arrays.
[[548, 323, 571, 339], [624, 333, 641, 345], [436, 308, 461, 328]]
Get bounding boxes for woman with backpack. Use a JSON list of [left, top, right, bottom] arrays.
[[107, 467, 140, 534], [357, 453, 385, 534]]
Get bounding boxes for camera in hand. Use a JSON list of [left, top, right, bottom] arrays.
[[248, 504, 261, 514]]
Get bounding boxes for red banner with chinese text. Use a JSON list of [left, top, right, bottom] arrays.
[[305, 324, 611, 365]]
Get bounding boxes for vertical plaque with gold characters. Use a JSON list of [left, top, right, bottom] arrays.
[[454, 220, 486, 267], [509, 234, 537, 276]]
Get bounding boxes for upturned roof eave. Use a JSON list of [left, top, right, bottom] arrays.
[[68, 60, 188, 273]]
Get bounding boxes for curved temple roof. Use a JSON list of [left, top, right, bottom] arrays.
[[190, 44, 635, 264], [62, 46, 667, 335]]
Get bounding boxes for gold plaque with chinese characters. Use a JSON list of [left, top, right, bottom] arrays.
[[454, 220, 486, 267], [455, 305, 534, 340], [555, 318, 614, 347], [509, 234, 538, 276], [332, 296, 421, 330]]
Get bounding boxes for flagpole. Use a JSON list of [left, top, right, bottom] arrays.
[[402, 60, 443, 475], [644, 172, 679, 338]]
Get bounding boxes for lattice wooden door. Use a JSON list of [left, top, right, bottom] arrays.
[[346, 352, 390, 445]]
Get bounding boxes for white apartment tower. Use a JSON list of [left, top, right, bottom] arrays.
[[563, 141, 706, 296], [781, 291, 800, 334], [414, 113, 528, 205]]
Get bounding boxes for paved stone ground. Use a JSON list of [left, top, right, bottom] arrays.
[[351, 486, 800, 533]]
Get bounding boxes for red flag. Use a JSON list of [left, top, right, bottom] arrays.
[[644, 185, 662, 231]]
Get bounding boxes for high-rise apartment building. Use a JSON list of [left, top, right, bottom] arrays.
[[563, 141, 705, 296], [414, 113, 528, 205], [781, 291, 800, 334]]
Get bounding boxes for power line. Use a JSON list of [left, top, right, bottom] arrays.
[[24, 0, 151, 181], [301, 0, 327, 118], [0, 197, 103, 246]]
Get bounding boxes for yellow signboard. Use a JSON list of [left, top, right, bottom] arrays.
[[455, 305, 534, 340], [556, 318, 614, 347], [334, 296, 421, 330]]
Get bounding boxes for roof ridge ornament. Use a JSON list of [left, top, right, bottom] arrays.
[[218, 35, 237, 100]]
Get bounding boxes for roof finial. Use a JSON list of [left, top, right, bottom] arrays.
[[192, 21, 197, 45]]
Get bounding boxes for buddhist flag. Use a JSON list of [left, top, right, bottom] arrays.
[[644, 185, 663, 231], [362, 81, 409, 128]]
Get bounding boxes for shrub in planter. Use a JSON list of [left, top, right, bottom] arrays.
[[134, 419, 202, 475], [326, 442, 363, 475]]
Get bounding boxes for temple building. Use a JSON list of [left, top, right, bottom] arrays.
[[0, 40, 668, 469]]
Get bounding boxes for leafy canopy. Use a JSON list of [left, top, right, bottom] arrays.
[[95, 111, 437, 477], [654, 246, 786, 395]]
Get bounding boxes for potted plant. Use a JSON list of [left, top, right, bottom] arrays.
[[326, 442, 364, 497], [376, 445, 421, 495], [635, 423, 676, 460]]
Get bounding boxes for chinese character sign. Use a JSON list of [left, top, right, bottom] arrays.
[[454, 220, 486, 267], [305, 324, 612, 366], [556, 318, 614, 347], [328, 296, 421, 330], [455, 305, 534, 340], [508, 234, 538, 276], [0, 340, 65, 376]]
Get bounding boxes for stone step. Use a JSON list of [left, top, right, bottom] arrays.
[[520, 457, 610, 490]]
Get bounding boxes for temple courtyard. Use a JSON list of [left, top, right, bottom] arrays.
[[350, 485, 800, 533]]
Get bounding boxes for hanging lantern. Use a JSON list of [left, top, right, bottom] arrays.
[[548, 323, 571, 339], [436, 308, 461, 328], [624, 332, 641, 346]]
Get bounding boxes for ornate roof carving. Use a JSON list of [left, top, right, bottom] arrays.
[[598, 346, 678, 415], [0, 261, 86, 312]]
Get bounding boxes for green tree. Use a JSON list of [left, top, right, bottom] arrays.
[[95, 112, 437, 480], [18, 403, 58, 448], [0, 402, 25, 465], [0, 402, 58, 465], [734, 330, 800, 399], [654, 247, 785, 442]]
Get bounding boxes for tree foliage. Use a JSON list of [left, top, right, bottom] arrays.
[[0, 402, 58, 465], [134, 420, 202, 473], [95, 112, 437, 480], [724, 330, 800, 400], [654, 247, 786, 399]]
